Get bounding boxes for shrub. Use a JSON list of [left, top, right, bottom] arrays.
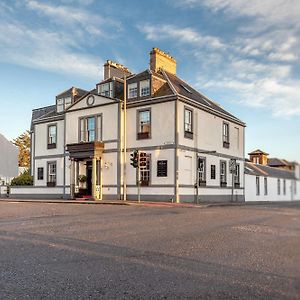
[[11, 171, 33, 186]]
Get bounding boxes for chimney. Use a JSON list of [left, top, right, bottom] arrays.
[[248, 149, 269, 166], [103, 60, 131, 80], [150, 48, 176, 75]]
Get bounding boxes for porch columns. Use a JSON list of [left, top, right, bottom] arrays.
[[70, 158, 75, 199]]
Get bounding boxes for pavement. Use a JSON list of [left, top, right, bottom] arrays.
[[0, 201, 299, 299]]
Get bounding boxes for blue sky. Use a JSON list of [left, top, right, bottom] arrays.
[[0, 0, 299, 161]]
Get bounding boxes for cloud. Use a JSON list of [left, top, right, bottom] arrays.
[[0, 19, 101, 79], [141, 24, 225, 50]]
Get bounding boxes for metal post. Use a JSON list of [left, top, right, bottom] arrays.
[[70, 159, 75, 199], [231, 171, 234, 202], [123, 75, 127, 201], [138, 165, 141, 203]]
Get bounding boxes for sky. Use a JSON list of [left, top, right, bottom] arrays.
[[0, 0, 299, 162]]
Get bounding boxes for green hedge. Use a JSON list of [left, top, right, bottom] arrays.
[[11, 171, 33, 186]]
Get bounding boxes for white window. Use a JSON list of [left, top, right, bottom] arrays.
[[137, 110, 151, 139], [48, 125, 57, 147], [98, 82, 113, 97], [140, 154, 150, 186], [220, 161, 227, 186], [140, 79, 150, 97], [197, 157, 206, 185], [184, 108, 193, 133], [57, 98, 64, 113], [223, 122, 230, 148], [128, 82, 138, 98], [256, 177, 260, 196], [79, 115, 101, 142], [64, 97, 72, 109], [47, 162, 56, 185]]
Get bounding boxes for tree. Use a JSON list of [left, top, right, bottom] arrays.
[[13, 131, 30, 167]]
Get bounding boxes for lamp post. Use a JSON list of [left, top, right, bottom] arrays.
[[195, 150, 216, 204], [123, 75, 127, 201]]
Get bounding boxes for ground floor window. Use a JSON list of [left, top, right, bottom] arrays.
[[277, 179, 281, 195], [198, 157, 206, 186], [47, 162, 56, 187], [283, 179, 286, 195], [264, 177, 268, 195], [37, 167, 44, 180], [140, 154, 150, 186], [234, 164, 240, 187], [220, 161, 227, 187], [256, 176, 260, 196], [211, 165, 216, 180]]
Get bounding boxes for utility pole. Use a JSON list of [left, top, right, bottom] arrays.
[[123, 75, 127, 201]]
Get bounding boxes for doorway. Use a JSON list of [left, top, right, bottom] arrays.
[[86, 161, 93, 196]]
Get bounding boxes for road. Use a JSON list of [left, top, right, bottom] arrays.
[[0, 202, 299, 299]]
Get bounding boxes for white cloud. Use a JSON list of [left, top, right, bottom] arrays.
[[141, 24, 225, 50]]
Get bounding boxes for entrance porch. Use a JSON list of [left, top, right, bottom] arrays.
[[66, 142, 104, 200]]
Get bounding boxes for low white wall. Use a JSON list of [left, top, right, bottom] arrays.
[[9, 186, 67, 199]]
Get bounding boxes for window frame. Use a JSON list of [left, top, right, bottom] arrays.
[[264, 177, 268, 195], [220, 160, 227, 187], [184, 107, 193, 139], [223, 122, 230, 148], [37, 167, 44, 180], [197, 157, 206, 186], [98, 82, 113, 98], [256, 176, 260, 196], [47, 161, 57, 187], [79, 114, 103, 143], [211, 165, 216, 180], [47, 124, 57, 149], [139, 154, 151, 186], [137, 108, 151, 140], [128, 82, 138, 99], [140, 79, 150, 97]]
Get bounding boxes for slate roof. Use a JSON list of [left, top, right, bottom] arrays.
[[268, 158, 291, 167], [245, 162, 296, 180], [163, 71, 244, 125], [248, 149, 269, 155], [56, 87, 88, 101], [31, 105, 57, 130]]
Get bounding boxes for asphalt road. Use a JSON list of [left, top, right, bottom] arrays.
[[0, 202, 299, 299]]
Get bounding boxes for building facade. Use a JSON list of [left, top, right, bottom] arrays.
[[245, 150, 300, 201], [11, 48, 246, 202]]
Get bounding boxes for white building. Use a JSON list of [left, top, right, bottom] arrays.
[[245, 150, 300, 201], [11, 48, 246, 202], [0, 133, 18, 196]]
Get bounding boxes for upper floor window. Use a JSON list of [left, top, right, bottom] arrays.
[[184, 108, 193, 139], [48, 124, 57, 149], [256, 176, 260, 195], [198, 157, 206, 186], [47, 162, 56, 187], [57, 97, 72, 113], [137, 109, 151, 139], [98, 82, 113, 97], [264, 177, 268, 195], [220, 161, 227, 187], [79, 115, 102, 142], [128, 82, 138, 98], [223, 122, 230, 148], [140, 79, 150, 97]]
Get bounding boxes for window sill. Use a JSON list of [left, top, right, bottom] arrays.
[[137, 132, 150, 140], [48, 143, 57, 149], [184, 131, 193, 139]]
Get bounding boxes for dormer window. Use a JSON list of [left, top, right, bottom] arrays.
[[140, 79, 150, 97], [128, 82, 137, 98], [98, 82, 113, 97], [57, 97, 72, 113]]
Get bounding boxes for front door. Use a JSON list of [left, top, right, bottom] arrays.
[[86, 161, 93, 196]]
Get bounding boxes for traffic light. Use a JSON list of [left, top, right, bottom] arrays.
[[139, 152, 147, 169], [130, 150, 139, 168]]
